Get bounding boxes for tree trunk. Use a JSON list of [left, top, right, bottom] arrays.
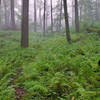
[[96, 0, 99, 21], [3, 0, 9, 29], [51, 0, 53, 32], [34, 0, 37, 32], [11, 0, 16, 30], [59, 0, 62, 30], [63, 0, 71, 42], [72, 0, 75, 26], [45, 11, 48, 31], [39, 7, 42, 30], [75, 0, 80, 33], [21, 0, 29, 48], [79, 4, 82, 22], [0, 0, 1, 29], [43, 0, 46, 36]]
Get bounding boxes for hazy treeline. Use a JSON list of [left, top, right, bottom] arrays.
[[0, 0, 100, 31]]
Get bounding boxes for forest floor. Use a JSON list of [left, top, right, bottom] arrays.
[[0, 31, 100, 100]]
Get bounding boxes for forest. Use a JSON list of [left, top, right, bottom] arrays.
[[0, 0, 100, 100]]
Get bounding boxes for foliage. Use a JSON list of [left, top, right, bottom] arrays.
[[0, 31, 100, 100]]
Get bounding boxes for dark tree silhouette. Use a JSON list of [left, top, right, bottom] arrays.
[[43, 0, 46, 36], [75, 0, 80, 32], [34, 0, 37, 32], [63, 0, 71, 42], [10, 0, 16, 30], [21, 0, 29, 48], [51, 0, 53, 32], [59, 0, 62, 30]]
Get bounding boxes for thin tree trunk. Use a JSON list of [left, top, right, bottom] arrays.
[[51, 0, 53, 32], [34, 0, 37, 32], [0, 0, 1, 29], [39, 7, 42, 30], [75, 0, 80, 33], [79, 5, 82, 22], [63, 0, 71, 42], [21, 0, 29, 48], [11, 0, 16, 30], [96, 0, 99, 21], [3, 0, 9, 29], [43, 0, 46, 36], [72, 0, 75, 26], [59, 0, 62, 30], [45, 11, 48, 31]]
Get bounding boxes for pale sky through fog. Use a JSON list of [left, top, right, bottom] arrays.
[[17, 0, 73, 26], [28, 0, 73, 22], [18, 0, 72, 15]]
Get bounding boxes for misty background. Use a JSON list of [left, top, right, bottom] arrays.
[[0, 0, 100, 33]]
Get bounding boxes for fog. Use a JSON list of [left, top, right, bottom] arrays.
[[0, 0, 100, 32]]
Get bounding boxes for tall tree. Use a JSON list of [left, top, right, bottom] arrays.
[[51, 0, 53, 32], [75, 0, 80, 32], [63, 0, 71, 42], [96, 0, 99, 21], [0, 0, 1, 28], [3, 0, 9, 29], [72, 0, 75, 26], [38, 0, 43, 30], [10, 0, 16, 30], [38, 0, 42, 30], [79, 0, 83, 22], [21, 0, 29, 48], [59, 0, 62, 30], [43, 0, 46, 36], [34, 0, 37, 32]]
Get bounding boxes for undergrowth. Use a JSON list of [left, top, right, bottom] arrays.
[[0, 31, 100, 100]]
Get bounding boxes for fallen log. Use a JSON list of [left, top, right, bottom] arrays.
[[87, 28, 100, 34]]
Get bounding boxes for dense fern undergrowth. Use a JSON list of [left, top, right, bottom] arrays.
[[0, 31, 100, 100]]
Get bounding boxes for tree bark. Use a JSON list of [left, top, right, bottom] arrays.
[[39, 7, 42, 30], [34, 0, 37, 32], [96, 0, 99, 21], [0, 0, 1, 29], [21, 0, 29, 48], [3, 0, 9, 29], [63, 0, 71, 42], [75, 0, 80, 33], [43, 0, 46, 36], [11, 0, 16, 30], [72, 0, 75, 26], [51, 0, 53, 32], [59, 0, 62, 30]]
